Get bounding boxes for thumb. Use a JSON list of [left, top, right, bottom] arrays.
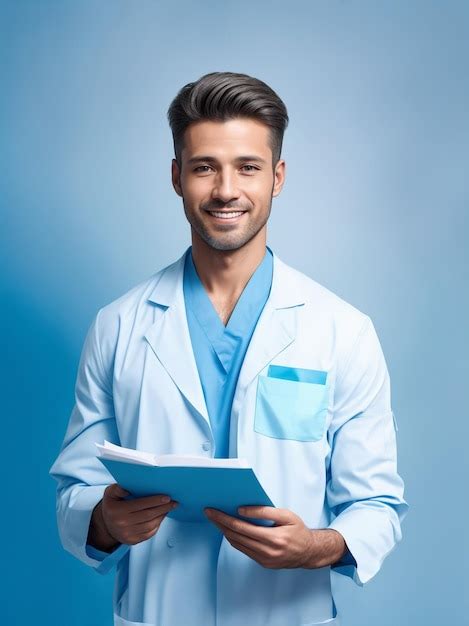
[[105, 483, 130, 500], [239, 506, 297, 525]]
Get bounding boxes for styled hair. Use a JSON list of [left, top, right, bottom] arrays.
[[167, 71, 289, 167]]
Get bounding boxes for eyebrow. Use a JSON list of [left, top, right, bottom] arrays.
[[187, 155, 268, 165]]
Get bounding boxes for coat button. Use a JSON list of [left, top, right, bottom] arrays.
[[167, 537, 176, 548], [202, 441, 211, 451]]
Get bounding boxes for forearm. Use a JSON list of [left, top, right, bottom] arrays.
[[87, 500, 120, 553], [304, 529, 348, 569]]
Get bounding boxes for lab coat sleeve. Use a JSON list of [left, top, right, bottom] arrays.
[[326, 315, 409, 586], [49, 308, 130, 574]]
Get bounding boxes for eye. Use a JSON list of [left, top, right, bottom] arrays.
[[240, 164, 259, 173], [194, 165, 213, 173]]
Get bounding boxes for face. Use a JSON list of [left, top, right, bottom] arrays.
[[171, 118, 285, 251]]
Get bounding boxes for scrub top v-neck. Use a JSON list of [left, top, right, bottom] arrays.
[[183, 245, 274, 458]]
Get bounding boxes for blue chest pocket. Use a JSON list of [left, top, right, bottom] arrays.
[[254, 365, 329, 442]]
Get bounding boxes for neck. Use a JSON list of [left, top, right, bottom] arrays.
[[190, 230, 267, 299]]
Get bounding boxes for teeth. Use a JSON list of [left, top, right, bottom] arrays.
[[209, 211, 244, 218]]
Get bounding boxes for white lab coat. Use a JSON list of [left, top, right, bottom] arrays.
[[50, 248, 408, 626]]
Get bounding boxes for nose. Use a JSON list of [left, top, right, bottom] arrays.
[[211, 169, 241, 203]]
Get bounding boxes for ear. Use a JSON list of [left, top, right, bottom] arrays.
[[272, 160, 286, 197], [171, 158, 183, 197]]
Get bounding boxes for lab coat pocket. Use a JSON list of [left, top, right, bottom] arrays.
[[254, 372, 329, 442]]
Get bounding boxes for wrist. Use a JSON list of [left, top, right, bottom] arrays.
[[304, 529, 347, 569], [87, 500, 119, 553]]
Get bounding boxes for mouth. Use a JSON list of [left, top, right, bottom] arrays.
[[205, 210, 247, 222]]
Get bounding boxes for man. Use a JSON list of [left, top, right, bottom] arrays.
[[50, 71, 409, 626]]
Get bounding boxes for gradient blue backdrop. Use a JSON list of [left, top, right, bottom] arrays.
[[1, 1, 467, 624]]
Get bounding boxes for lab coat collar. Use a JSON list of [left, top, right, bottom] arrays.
[[147, 246, 306, 310]]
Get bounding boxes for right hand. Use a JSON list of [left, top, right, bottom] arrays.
[[89, 484, 178, 551]]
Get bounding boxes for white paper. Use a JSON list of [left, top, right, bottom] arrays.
[[96, 441, 250, 469]]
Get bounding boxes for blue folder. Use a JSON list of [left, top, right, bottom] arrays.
[[99, 458, 276, 526]]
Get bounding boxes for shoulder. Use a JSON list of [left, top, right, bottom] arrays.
[[93, 254, 182, 343], [275, 256, 375, 374], [280, 258, 387, 386], [276, 255, 369, 327]]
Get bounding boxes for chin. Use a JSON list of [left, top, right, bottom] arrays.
[[192, 219, 265, 252], [205, 239, 246, 252]]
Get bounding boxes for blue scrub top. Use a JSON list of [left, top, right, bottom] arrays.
[[183, 245, 274, 458]]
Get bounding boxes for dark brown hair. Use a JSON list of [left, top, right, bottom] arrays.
[[167, 71, 289, 168]]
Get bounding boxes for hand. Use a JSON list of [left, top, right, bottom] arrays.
[[204, 505, 346, 569], [88, 484, 178, 552]]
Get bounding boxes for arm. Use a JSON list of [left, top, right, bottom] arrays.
[[49, 308, 130, 574], [326, 316, 409, 585]]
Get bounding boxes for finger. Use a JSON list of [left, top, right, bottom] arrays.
[[132, 514, 169, 542], [117, 493, 174, 514], [124, 525, 160, 546], [221, 526, 272, 556], [130, 501, 178, 524], [119, 513, 167, 545], [136, 525, 159, 543], [238, 506, 296, 525], [133, 523, 161, 544], [228, 538, 265, 563], [132, 514, 167, 535], [205, 509, 276, 546]]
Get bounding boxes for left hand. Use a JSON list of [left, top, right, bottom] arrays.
[[204, 505, 320, 569]]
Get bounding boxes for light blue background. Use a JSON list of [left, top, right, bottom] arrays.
[[1, 1, 467, 624]]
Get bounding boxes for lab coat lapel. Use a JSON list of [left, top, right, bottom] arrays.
[[143, 250, 210, 428], [233, 252, 305, 407], [143, 250, 304, 438]]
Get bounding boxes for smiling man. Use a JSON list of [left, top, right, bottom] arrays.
[[50, 72, 409, 626]]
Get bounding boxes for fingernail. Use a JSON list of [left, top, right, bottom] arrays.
[[162, 496, 171, 503]]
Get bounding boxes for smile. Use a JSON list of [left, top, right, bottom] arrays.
[[207, 211, 246, 220]]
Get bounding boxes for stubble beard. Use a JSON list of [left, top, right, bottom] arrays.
[[183, 199, 273, 252]]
